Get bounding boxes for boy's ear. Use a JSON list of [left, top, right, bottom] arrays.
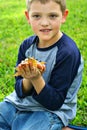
[[25, 11, 30, 24], [62, 9, 69, 24]]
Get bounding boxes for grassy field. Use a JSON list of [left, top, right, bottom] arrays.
[[0, 0, 87, 126]]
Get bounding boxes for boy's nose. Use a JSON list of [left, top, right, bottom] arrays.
[[40, 18, 50, 26]]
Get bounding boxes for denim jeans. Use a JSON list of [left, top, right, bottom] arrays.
[[0, 101, 64, 130]]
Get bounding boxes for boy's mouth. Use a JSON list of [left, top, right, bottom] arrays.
[[40, 29, 52, 32]]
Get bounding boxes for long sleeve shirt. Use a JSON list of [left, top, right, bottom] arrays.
[[5, 33, 84, 126]]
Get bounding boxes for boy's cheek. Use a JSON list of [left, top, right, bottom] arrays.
[[31, 25, 38, 32]]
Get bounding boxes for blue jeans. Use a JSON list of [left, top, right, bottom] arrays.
[[0, 101, 64, 130]]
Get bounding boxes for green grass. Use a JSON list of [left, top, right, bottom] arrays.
[[0, 0, 87, 126]]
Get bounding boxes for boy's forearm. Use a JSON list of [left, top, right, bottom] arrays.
[[22, 78, 33, 94]]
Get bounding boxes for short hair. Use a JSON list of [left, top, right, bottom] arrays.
[[26, 0, 66, 14]]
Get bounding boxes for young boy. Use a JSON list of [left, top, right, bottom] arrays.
[[0, 0, 84, 130]]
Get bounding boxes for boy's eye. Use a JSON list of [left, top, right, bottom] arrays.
[[32, 15, 41, 19], [49, 14, 58, 19]]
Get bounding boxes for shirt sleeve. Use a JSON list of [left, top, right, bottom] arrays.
[[33, 49, 81, 111], [14, 39, 34, 97]]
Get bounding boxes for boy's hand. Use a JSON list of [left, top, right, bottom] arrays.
[[14, 57, 46, 79], [17, 62, 41, 79]]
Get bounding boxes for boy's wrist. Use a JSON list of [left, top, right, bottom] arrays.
[[31, 76, 45, 94]]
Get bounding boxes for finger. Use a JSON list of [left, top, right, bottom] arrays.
[[37, 64, 46, 73], [29, 62, 34, 71], [25, 63, 30, 72], [41, 64, 46, 72], [37, 63, 43, 70], [17, 64, 26, 77]]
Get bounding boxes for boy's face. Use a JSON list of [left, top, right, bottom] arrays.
[[25, 1, 68, 45]]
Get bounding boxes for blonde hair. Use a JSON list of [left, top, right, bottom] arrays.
[[26, 0, 66, 13]]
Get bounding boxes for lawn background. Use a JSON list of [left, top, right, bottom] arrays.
[[0, 0, 87, 126]]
